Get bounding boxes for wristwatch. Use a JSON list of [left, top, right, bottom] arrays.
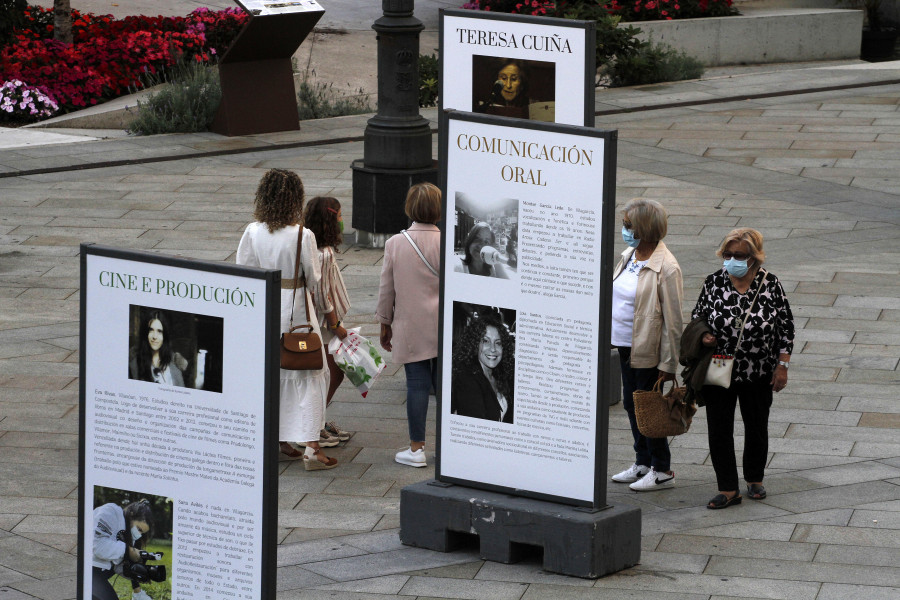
[[777, 360, 790, 369], [330, 320, 342, 330]]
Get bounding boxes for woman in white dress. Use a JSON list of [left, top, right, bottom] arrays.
[[236, 169, 336, 470]]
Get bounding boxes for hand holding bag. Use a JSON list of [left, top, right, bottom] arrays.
[[704, 271, 767, 388], [280, 228, 324, 371], [633, 379, 696, 438], [327, 328, 387, 397]]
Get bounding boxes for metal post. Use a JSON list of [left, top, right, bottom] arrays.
[[351, 0, 438, 247]]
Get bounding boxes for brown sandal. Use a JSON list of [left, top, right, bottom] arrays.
[[279, 442, 304, 460], [303, 447, 338, 471]]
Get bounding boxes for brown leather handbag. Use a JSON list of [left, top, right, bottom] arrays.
[[280, 228, 323, 370]]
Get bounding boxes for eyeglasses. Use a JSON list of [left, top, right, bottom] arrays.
[[622, 220, 633, 230], [722, 252, 750, 260]]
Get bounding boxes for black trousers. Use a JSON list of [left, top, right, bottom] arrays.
[[92, 567, 118, 600], [704, 379, 773, 492]]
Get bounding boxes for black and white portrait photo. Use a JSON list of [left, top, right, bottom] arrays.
[[127, 305, 224, 393], [451, 302, 516, 424], [453, 192, 519, 282]]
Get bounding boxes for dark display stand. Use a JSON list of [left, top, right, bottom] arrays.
[[401, 481, 641, 579], [351, 159, 438, 236], [211, 8, 323, 136]]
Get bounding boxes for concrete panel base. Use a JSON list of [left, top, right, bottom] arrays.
[[400, 480, 641, 579], [635, 9, 864, 66], [351, 159, 438, 242]]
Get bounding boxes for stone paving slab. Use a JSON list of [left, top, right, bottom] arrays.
[[0, 56, 898, 600]]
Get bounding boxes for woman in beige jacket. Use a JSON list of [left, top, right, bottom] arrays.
[[609, 198, 684, 492], [376, 183, 442, 468]]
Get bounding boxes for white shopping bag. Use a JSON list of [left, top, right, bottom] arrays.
[[328, 328, 387, 397]]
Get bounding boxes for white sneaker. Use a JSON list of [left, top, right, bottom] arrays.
[[395, 447, 427, 468], [629, 468, 674, 491], [611, 463, 649, 483]]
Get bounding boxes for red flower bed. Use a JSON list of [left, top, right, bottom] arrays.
[[0, 7, 248, 113], [462, 0, 737, 21]]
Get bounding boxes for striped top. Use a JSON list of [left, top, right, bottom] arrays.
[[312, 246, 350, 322]]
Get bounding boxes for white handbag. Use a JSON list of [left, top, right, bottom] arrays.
[[705, 354, 735, 388], [704, 272, 766, 388]]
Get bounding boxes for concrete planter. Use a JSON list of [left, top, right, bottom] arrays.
[[633, 9, 864, 66]]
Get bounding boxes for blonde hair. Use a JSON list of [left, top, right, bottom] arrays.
[[405, 183, 442, 225], [624, 198, 667, 243], [717, 228, 766, 264]]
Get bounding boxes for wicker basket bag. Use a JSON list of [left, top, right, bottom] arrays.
[[633, 379, 696, 438]]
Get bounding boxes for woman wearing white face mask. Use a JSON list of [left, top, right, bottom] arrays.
[[610, 198, 684, 493], [92, 500, 154, 600], [692, 228, 794, 509]]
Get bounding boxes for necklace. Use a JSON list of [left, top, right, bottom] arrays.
[[627, 253, 646, 274]]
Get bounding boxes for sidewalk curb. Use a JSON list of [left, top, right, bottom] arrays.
[[4, 78, 900, 179]]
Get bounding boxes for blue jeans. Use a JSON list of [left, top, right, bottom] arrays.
[[405, 358, 437, 443], [617, 347, 671, 472]]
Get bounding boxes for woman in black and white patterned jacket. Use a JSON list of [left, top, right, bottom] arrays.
[[692, 228, 794, 510]]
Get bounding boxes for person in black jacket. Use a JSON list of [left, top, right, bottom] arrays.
[[451, 312, 514, 423]]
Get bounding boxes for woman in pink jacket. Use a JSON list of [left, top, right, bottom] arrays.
[[376, 183, 442, 468]]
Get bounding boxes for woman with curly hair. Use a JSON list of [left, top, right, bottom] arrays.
[[236, 169, 336, 470], [451, 311, 515, 423], [303, 196, 352, 441], [129, 309, 184, 387]]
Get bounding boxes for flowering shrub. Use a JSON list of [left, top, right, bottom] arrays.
[[605, 0, 737, 21], [0, 79, 58, 122], [463, 0, 738, 21], [462, 1, 555, 15], [0, 7, 248, 114]]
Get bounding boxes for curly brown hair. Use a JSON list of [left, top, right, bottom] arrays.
[[303, 196, 343, 248], [253, 169, 305, 232]]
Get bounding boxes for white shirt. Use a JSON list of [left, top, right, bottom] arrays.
[[611, 257, 648, 347], [92, 503, 127, 569]]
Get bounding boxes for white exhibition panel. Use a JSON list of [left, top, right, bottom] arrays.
[[441, 116, 608, 504], [82, 253, 270, 600], [442, 12, 590, 126]]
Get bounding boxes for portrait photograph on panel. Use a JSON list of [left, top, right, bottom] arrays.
[[128, 305, 224, 393], [91, 487, 173, 600], [453, 192, 519, 282], [471, 55, 556, 122], [451, 302, 516, 424]]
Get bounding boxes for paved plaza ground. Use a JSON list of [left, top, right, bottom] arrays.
[[2, 3, 900, 600]]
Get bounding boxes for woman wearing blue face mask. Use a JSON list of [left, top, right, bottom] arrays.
[[92, 500, 154, 600], [610, 198, 684, 492], [692, 228, 794, 509]]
